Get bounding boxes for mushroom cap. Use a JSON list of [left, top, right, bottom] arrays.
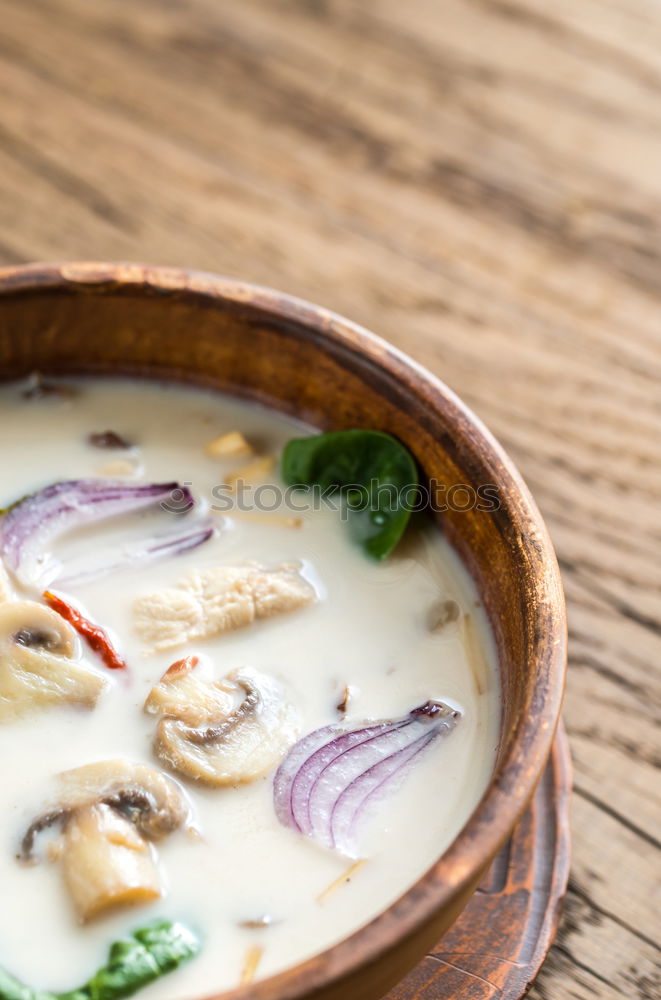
[[21, 759, 193, 861], [0, 600, 78, 658], [57, 759, 192, 839], [144, 655, 234, 727], [0, 600, 107, 720], [152, 666, 299, 786]]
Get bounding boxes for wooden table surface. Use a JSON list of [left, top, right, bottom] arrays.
[[0, 1, 659, 996]]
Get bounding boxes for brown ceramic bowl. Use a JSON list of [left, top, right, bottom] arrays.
[[0, 262, 566, 1000]]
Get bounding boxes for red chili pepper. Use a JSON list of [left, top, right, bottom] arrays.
[[43, 591, 127, 671]]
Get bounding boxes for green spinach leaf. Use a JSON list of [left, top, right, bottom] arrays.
[[282, 430, 418, 559]]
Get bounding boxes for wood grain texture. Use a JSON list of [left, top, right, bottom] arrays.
[[0, 1, 659, 996]]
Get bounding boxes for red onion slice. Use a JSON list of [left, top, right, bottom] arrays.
[[274, 700, 461, 856], [329, 730, 436, 855], [0, 479, 201, 588], [57, 518, 215, 587]]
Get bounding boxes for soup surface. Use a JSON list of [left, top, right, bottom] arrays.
[[0, 377, 499, 999]]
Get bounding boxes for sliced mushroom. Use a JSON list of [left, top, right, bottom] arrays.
[[147, 663, 298, 786], [134, 562, 317, 653], [61, 803, 161, 921], [145, 656, 234, 727], [0, 601, 108, 721], [20, 760, 191, 922]]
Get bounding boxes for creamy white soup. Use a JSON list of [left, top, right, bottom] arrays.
[[0, 377, 499, 1000]]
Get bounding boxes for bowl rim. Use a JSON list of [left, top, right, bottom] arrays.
[[0, 261, 567, 1000]]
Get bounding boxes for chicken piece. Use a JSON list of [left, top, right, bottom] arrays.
[[21, 759, 191, 922], [148, 664, 299, 786], [134, 589, 202, 652], [0, 601, 108, 721], [134, 563, 316, 652], [62, 803, 161, 922]]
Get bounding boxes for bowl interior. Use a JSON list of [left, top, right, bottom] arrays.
[[0, 264, 566, 1000]]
